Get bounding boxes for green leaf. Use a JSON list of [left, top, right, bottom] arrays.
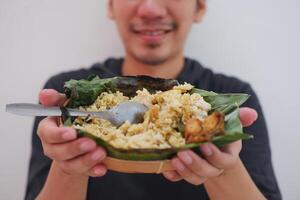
[[204, 93, 250, 115], [224, 109, 243, 133], [74, 129, 251, 161], [212, 133, 253, 146], [191, 88, 218, 97], [76, 130, 176, 160], [64, 76, 118, 108]]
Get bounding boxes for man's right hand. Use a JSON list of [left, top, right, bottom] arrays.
[[37, 89, 107, 177]]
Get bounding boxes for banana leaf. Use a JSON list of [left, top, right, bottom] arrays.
[[63, 75, 253, 161]]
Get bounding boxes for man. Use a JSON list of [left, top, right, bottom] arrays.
[[25, 0, 281, 199]]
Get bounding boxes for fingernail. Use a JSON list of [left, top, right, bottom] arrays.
[[80, 140, 95, 151], [91, 150, 103, 161], [94, 168, 104, 176], [174, 159, 185, 171], [166, 172, 174, 179], [201, 143, 212, 156], [178, 151, 192, 165], [62, 130, 76, 140]]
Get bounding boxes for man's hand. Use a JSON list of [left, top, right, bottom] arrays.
[[163, 107, 258, 185], [37, 89, 107, 177]]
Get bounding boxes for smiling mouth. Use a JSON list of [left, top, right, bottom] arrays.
[[131, 22, 176, 43], [134, 29, 171, 36], [132, 29, 173, 43]]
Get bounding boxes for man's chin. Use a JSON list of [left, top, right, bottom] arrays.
[[133, 54, 168, 66]]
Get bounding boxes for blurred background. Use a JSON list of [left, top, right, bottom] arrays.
[[0, 0, 299, 199]]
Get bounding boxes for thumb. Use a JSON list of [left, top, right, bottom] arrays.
[[39, 89, 67, 106], [239, 107, 258, 127]]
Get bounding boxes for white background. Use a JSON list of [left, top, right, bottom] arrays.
[[1, 0, 299, 199]]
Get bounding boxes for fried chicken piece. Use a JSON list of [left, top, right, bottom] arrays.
[[185, 112, 225, 143]]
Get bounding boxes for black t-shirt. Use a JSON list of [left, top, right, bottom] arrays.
[[25, 58, 282, 200]]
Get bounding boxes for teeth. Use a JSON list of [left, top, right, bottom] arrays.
[[142, 31, 165, 36]]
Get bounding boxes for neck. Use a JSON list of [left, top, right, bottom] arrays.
[[122, 54, 185, 79]]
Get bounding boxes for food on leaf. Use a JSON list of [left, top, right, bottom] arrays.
[[63, 75, 252, 161]]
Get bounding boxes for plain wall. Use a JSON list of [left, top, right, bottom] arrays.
[[1, 0, 299, 199]]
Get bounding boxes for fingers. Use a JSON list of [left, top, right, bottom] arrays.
[[163, 171, 182, 182], [200, 142, 241, 169], [38, 117, 77, 144], [166, 142, 242, 185], [39, 89, 67, 106], [177, 150, 223, 178], [171, 158, 206, 185], [58, 147, 107, 176], [89, 164, 108, 177], [239, 107, 258, 127], [43, 137, 97, 161], [220, 140, 242, 155]]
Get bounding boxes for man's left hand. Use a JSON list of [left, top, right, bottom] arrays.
[[163, 107, 257, 185]]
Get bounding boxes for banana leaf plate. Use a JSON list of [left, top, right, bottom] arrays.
[[62, 75, 252, 173]]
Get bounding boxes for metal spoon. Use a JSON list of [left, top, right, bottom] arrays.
[[6, 102, 148, 126]]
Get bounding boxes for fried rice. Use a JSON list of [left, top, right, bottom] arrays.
[[72, 83, 211, 150]]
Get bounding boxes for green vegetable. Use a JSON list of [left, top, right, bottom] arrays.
[[63, 75, 252, 161]]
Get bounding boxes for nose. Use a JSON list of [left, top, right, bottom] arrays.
[[137, 0, 167, 20]]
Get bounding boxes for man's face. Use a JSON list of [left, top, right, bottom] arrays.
[[108, 0, 206, 65]]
